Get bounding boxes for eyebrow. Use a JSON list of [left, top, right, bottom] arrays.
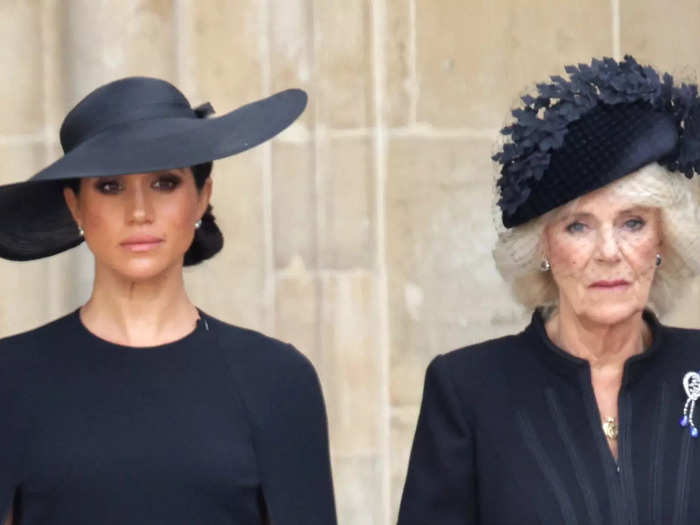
[[561, 206, 650, 221]]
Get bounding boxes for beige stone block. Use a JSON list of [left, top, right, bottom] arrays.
[[663, 275, 700, 329], [314, 0, 373, 128], [415, 0, 612, 128], [385, 0, 412, 127], [390, 405, 420, 525], [318, 137, 374, 269], [271, 141, 316, 269], [269, 0, 314, 128], [63, 0, 177, 106], [620, 0, 700, 76], [0, 0, 43, 134], [387, 137, 528, 406], [0, 258, 52, 337], [43, 0, 70, 130], [331, 455, 383, 525], [0, 143, 47, 185], [190, 0, 262, 109], [322, 272, 381, 454], [275, 264, 320, 365], [184, 150, 267, 333]]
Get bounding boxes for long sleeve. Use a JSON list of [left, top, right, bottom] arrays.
[[218, 329, 337, 525], [397, 354, 477, 525], [0, 350, 30, 523], [254, 345, 336, 525]]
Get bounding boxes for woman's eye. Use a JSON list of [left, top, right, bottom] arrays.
[[153, 175, 181, 191], [623, 218, 645, 231], [96, 180, 122, 194], [565, 221, 586, 234]]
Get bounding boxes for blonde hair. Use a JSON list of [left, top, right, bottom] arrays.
[[492, 164, 700, 315]]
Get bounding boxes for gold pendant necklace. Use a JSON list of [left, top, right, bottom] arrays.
[[602, 417, 618, 440]]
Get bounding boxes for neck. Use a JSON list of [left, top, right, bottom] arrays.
[[80, 260, 199, 346], [545, 302, 650, 372]]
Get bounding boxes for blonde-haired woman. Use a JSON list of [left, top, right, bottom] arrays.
[[399, 56, 700, 524]]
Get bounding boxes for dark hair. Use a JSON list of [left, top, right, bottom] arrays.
[[63, 162, 223, 266], [185, 162, 223, 266]]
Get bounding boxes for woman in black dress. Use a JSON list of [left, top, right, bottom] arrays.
[[399, 56, 700, 524], [0, 77, 336, 524]]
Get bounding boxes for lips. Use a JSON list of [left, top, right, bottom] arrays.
[[590, 279, 629, 288], [120, 235, 163, 252]]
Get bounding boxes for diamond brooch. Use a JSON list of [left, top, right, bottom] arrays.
[[680, 371, 700, 438]]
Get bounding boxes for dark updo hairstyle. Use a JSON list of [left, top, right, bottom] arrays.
[[62, 162, 224, 266], [185, 162, 223, 266]]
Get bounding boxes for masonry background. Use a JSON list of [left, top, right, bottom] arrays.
[[1, 1, 699, 523]]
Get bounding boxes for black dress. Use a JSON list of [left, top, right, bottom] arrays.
[[398, 309, 700, 525], [0, 309, 336, 525]]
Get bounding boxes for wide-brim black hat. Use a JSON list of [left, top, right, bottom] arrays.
[[493, 56, 700, 228], [0, 76, 307, 260]]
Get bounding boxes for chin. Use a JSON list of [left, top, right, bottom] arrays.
[[579, 301, 645, 326], [111, 257, 178, 282]]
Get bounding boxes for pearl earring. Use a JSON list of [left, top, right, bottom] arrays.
[[656, 253, 662, 267], [195, 219, 202, 229], [78, 225, 84, 237], [540, 257, 551, 272]]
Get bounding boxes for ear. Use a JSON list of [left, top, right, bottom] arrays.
[[196, 176, 213, 219], [539, 228, 550, 260], [63, 186, 82, 227]]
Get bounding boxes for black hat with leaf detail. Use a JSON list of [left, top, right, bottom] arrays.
[[493, 56, 700, 228]]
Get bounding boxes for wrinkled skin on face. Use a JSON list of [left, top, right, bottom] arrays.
[[63, 168, 212, 282], [543, 183, 662, 326]]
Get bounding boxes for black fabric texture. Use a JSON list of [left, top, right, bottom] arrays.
[[0, 310, 336, 525], [398, 310, 700, 524]]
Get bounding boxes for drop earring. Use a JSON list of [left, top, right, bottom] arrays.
[[656, 253, 662, 267], [540, 257, 551, 272]]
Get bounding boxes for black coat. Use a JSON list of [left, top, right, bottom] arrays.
[[398, 310, 700, 525]]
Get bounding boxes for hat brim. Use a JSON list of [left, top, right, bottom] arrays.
[[0, 88, 307, 261]]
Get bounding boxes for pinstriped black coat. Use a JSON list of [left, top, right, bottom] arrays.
[[398, 310, 700, 525]]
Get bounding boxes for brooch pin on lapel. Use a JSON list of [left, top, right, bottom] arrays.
[[680, 371, 700, 438]]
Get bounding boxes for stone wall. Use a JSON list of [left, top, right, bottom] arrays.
[[1, 1, 699, 523]]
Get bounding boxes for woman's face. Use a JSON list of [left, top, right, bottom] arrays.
[[63, 168, 212, 281], [543, 184, 662, 325]]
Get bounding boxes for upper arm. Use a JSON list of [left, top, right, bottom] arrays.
[[231, 341, 337, 525], [0, 363, 27, 523], [397, 354, 477, 525]]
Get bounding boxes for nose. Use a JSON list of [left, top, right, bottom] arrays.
[[125, 181, 154, 225], [595, 224, 621, 262]]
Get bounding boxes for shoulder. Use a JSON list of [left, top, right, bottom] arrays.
[[0, 311, 75, 364], [436, 331, 529, 379], [420, 330, 533, 416], [658, 323, 700, 359], [203, 313, 318, 385], [202, 314, 325, 428]]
